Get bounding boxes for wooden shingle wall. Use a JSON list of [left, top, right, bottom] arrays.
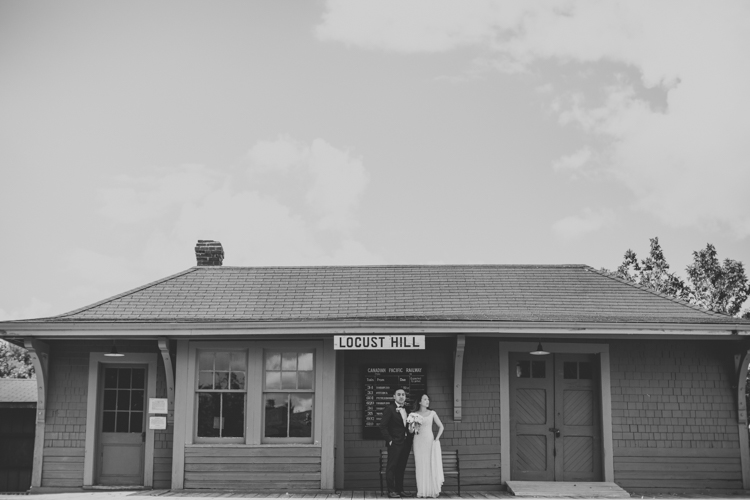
[[42, 344, 87, 487], [41, 341, 173, 488], [343, 338, 502, 491], [183, 447, 321, 490], [609, 340, 742, 492]]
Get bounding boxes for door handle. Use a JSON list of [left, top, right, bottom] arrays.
[[548, 427, 560, 438]]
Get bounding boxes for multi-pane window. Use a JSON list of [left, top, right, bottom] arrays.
[[196, 351, 246, 439], [516, 360, 546, 378], [563, 361, 593, 379], [102, 367, 145, 433], [263, 351, 314, 440]]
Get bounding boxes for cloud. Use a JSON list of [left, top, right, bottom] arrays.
[[317, 0, 750, 237], [95, 137, 378, 272], [247, 136, 369, 232], [98, 164, 222, 224], [553, 208, 615, 240], [316, 0, 511, 53], [247, 135, 307, 173], [552, 147, 593, 173], [306, 139, 368, 231]]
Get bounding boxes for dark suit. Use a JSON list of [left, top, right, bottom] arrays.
[[379, 403, 413, 494]]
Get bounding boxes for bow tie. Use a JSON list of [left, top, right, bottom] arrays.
[[396, 406, 404, 410]]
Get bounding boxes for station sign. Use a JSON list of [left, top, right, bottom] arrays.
[[334, 335, 425, 350]]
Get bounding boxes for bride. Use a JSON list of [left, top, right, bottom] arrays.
[[409, 394, 445, 498]]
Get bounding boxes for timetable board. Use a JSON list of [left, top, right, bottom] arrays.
[[362, 365, 427, 440]]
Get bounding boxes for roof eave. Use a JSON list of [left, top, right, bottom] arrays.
[[1, 318, 748, 338]]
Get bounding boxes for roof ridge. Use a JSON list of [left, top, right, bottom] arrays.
[[195, 264, 590, 270], [585, 266, 726, 318], [39, 268, 200, 320]]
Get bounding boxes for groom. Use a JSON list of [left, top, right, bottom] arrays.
[[379, 388, 414, 498]]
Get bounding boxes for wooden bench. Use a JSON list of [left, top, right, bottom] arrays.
[[379, 449, 460, 495]]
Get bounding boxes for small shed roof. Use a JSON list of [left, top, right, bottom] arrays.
[[0, 378, 37, 403], [10, 264, 748, 326]]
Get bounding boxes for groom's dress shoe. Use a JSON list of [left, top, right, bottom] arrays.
[[399, 492, 414, 497], [388, 493, 400, 498]]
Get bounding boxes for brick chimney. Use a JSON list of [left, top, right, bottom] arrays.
[[195, 240, 224, 266]]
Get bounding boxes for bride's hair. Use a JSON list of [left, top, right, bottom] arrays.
[[412, 393, 430, 412]]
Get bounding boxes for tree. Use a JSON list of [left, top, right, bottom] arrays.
[[606, 238, 749, 317], [0, 340, 35, 378], [610, 237, 690, 300], [686, 243, 749, 317]]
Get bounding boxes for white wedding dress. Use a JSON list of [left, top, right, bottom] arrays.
[[412, 411, 444, 498]]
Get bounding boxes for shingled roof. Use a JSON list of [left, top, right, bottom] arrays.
[[18, 265, 748, 325]]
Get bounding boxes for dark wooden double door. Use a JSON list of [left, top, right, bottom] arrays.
[[509, 353, 601, 482]]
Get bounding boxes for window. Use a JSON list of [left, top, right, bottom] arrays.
[[102, 367, 145, 433], [196, 351, 246, 441], [563, 361, 593, 380], [516, 360, 546, 378], [263, 350, 314, 442]]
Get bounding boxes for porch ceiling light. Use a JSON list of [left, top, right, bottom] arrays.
[[104, 340, 125, 357], [530, 340, 549, 356]]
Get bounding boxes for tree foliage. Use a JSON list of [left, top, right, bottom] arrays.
[[612, 238, 690, 300], [606, 237, 750, 318], [686, 243, 749, 317], [0, 340, 35, 378]]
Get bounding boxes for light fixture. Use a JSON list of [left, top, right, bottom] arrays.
[[530, 340, 549, 356], [104, 340, 124, 357]]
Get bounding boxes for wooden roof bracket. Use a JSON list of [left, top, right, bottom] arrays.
[[735, 349, 750, 489], [158, 338, 175, 424], [454, 334, 466, 421], [24, 338, 49, 489]]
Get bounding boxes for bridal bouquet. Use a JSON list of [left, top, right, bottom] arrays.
[[406, 413, 424, 434]]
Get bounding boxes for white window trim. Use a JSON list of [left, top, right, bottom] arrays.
[[185, 340, 323, 446], [261, 348, 316, 444], [193, 347, 248, 444]]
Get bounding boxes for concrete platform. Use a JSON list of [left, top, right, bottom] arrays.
[[506, 481, 630, 498]]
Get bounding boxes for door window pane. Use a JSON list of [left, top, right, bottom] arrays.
[[130, 412, 143, 433], [118, 369, 131, 388], [579, 362, 593, 380], [116, 411, 130, 432], [104, 369, 118, 389], [102, 411, 116, 432], [131, 369, 145, 389], [103, 390, 117, 411], [516, 361, 530, 378], [117, 390, 130, 410], [102, 367, 146, 433], [564, 362, 578, 379], [131, 390, 144, 410]]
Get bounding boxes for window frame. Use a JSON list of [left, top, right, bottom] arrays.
[[193, 348, 248, 444], [261, 349, 316, 444], [186, 341, 323, 446]]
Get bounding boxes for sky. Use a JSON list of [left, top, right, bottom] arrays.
[[1, 0, 749, 320]]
